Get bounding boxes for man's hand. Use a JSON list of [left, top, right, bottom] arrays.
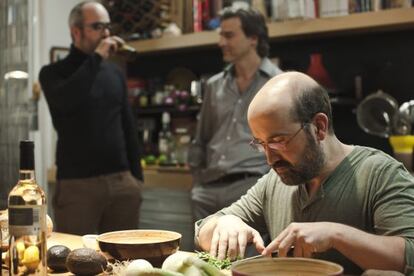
[[263, 222, 338, 258], [208, 215, 265, 260], [95, 36, 125, 59]]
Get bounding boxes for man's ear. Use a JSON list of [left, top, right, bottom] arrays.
[[70, 26, 81, 43], [313, 112, 329, 140], [249, 35, 258, 48]]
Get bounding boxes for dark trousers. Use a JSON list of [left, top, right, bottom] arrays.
[[191, 175, 260, 222], [53, 171, 142, 235]]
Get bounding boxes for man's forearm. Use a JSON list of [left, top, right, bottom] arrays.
[[332, 223, 406, 272]]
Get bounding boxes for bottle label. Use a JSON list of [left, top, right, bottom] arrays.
[[8, 205, 46, 236]]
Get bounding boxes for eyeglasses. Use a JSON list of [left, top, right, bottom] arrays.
[[82, 22, 112, 32], [249, 124, 307, 152]]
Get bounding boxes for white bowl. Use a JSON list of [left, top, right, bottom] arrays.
[[82, 234, 99, 250]]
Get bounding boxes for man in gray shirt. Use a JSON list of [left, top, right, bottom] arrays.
[[196, 72, 414, 274], [188, 7, 282, 222]]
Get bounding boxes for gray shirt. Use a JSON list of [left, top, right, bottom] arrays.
[[201, 146, 414, 274], [188, 58, 282, 184]]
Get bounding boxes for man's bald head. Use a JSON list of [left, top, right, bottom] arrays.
[[68, 1, 108, 28], [248, 71, 334, 134]]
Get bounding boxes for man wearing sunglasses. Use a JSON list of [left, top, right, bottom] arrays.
[[39, 1, 143, 235], [196, 72, 414, 274]]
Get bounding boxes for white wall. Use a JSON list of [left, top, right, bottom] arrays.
[[32, 0, 83, 191]]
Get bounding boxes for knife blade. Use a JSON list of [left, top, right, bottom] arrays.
[[236, 246, 294, 262]]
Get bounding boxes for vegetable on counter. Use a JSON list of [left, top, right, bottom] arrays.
[[47, 245, 71, 272], [66, 247, 107, 275], [162, 251, 225, 276], [196, 251, 233, 270]]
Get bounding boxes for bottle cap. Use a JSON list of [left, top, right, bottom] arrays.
[[20, 140, 34, 170]]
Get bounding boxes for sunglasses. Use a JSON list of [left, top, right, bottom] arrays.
[[82, 22, 112, 32]]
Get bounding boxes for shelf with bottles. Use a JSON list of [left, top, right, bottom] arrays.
[[128, 8, 414, 55], [138, 111, 196, 169], [128, 76, 203, 116]]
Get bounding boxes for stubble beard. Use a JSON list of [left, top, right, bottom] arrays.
[[80, 31, 101, 54], [274, 131, 326, 186]]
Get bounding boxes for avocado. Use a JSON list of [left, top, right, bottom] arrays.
[[66, 248, 107, 275], [47, 245, 71, 272]]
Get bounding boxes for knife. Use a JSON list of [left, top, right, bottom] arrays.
[[236, 247, 294, 262]]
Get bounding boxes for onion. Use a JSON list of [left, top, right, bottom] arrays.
[[124, 259, 153, 276]]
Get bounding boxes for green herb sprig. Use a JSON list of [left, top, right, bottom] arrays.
[[196, 251, 234, 270]]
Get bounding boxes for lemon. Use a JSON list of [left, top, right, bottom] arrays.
[[140, 158, 146, 168], [16, 241, 25, 260], [22, 245, 40, 271]]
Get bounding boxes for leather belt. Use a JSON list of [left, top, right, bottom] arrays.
[[209, 172, 261, 184]]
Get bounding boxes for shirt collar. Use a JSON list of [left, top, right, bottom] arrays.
[[223, 57, 275, 78], [68, 44, 90, 60]]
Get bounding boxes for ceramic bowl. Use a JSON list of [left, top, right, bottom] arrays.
[[231, 257, 343, 276], [81, 234, 99, 250], [97, 229, 181, 267]]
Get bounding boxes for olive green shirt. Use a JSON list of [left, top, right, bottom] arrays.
[[207, 146, 414, 274]]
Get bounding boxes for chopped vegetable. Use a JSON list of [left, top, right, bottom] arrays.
[[196, 251, 232, 270]]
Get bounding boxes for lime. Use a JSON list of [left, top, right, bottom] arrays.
[[144, 155, 157, 165], [157, 154, 168, 165]]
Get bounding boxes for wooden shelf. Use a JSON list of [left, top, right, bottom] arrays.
[[129, 8, 414, 55], [267, 7, 414, 40], [135, 105, 200, 116]]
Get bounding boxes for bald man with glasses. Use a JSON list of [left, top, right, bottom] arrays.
[[195, 72, 414, 275], [39, 1, 143, 235]]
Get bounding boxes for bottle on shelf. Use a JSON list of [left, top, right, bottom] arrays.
[[174, 127, 192, 166], [158, 112, 176, 165], [8, 140, 47, 275]]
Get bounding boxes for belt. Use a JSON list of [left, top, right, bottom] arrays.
[[209, 172, 261, 184]]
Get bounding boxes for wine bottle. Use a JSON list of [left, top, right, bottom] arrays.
[[158, 112, 177, 165], [8, 141, 47, 275]]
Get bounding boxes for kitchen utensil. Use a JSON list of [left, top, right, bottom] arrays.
[[356, 90, 399, 138], [97, 229, 181, 267], [231, 257, 343, 276], [165, 67, 197, 92], [237, 247, 293, 262]]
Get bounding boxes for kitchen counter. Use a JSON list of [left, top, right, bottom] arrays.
[[2, 232, 199, 275], [47, 232, 84, 250], [3, 233, 401, 276]]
